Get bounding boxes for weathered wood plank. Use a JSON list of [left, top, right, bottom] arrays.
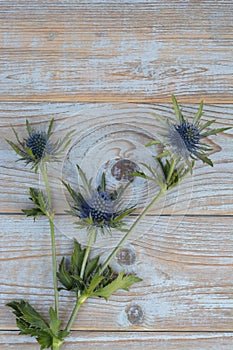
[[1, 331, 233, 350], [1, 1, 232, 348], [1, 215, 233, 330], [1, 103, 232, 214], [0, 1, 232, 102]]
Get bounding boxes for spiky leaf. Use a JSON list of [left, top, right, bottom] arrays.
[[200, 127, 231, 138], [71, 240, 86, 276], [86, 274, 105, 295], [22, 188, 48, 218], [97, 172, 106, 192], [37, 332, 53, 350], [7, 300, 49, 330], [62, 180, 81, 203], [93, 271, 142, 300], [6, 140, 25, 157], [172, 95, 185, 124], [7, 300, 68, 349], [145, 139, 162, 147], [195, 153, 213, 166], [22, 208, 44, 218], [198, 119, 216, 132], [47, 118, 54, 135], [84, 256, 100, 280], [194, 100, 204, 124], [57, 258, 73, 291], [76, 164, 93, 192], [49, 307, 62, 336], [26, 119, 32, 134]]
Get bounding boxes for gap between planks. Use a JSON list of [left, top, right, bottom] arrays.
[[0, 331, 233, 350]]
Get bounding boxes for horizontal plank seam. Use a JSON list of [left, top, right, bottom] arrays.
[[0, 102, 233, 106], [0, 99, 232, 104], [1, 329, 233, 333], [0, 212, 233, 218]]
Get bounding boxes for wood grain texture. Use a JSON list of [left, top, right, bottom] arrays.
[[0, 1, 233, 102], [1, 0, 233, 348], [1, 215, 233, 331], [1, 331, 233, 350], [1, 103, 232, 214]]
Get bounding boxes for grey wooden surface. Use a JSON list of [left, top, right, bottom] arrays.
[[0, 1, 233, 349]]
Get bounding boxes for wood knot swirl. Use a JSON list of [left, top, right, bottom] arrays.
[[126, 304, 144, 325], [111, 159, 140, 182], [116, 247, 136, 266]]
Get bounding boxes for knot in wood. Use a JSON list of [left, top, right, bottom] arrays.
[[126, 304, 144, 325], [116, 248, 136, 266], [111, 159, 140, 182]]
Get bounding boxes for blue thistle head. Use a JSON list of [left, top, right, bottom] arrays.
[[175, 122, 200, 153], [63, 166, 134, 233], [7, 119, 73, 172], [79, 191, 116, 224], [164, 95, 231, 166], [168, 121, 201, 160], [25, 131, 48, 160]]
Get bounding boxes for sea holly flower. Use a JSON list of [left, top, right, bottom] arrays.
[[148, 95, 231, 167], [6, 118, 75, 349], [6, 96, 230, 350], [63, 165, 135, 234], [7, 119, 73, 172]]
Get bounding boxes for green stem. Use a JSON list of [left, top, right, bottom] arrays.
[[41, 163, 52, 211], [99, 187, 166, 274], [52, 342, 62, 350], [65, 295, 87, 333], [40, 163, 59, 315], [48, 216, 59, 315], [80, 228, 97, 279], [65, 229, 96, 333], [166, 157, 176, 185]]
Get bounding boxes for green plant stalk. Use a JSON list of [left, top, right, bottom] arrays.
[[65, 229, 97, 333], [65, 295, 88, 333], [52, 345, 60, 350], [64, 168, 184, 336], [52, 339, 63, 350], [64, 170, 178, 335], [99, 187, 167, 274], [166, 157, 176, 185], [41, 163, 52, 210], [48, 216, 59, 316], [80, 227, 97, 279], [40, 163, 59, 316]]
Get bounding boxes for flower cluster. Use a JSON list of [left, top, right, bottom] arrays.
[[63, 166, 135, 234], [6, 97, 231, 350], [148, 95, 230, 168], [7, 119, 73, 172]]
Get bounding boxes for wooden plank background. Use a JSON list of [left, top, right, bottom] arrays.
[[0, 1, 233, 349]]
